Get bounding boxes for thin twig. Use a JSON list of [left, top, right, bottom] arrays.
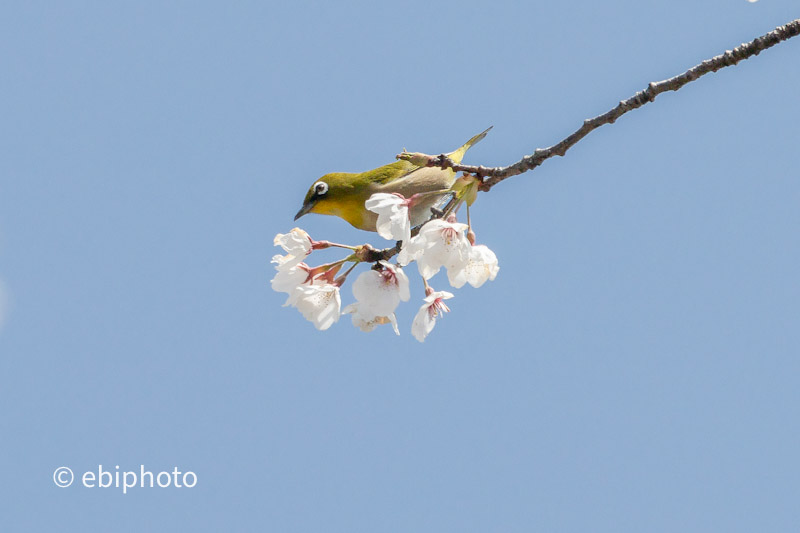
[[412, 19, 800, 191]]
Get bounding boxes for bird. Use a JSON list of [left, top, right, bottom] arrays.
[[294, 127, 491, 232]]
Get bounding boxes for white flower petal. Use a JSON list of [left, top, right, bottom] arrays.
[[291, 283, 341, 330], [365, 193, 411, 242], [411, 290, 453, 342], [399, 219, 471, 280], [271, 252, 305, 270], [271, 262, 309, 294], [352, 270, 398, 316], [274, 228, 312, 256], [397, 238, 422, 266], [392, 265, 411, 302], [351, 262, 409, 316], [411, 304, 436, 342], [344, 302, 400, 335], [448, 244, 499, 288], [272, 228, 312, 268]]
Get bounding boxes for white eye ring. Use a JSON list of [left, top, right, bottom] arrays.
[[314, 181, 328, 195]]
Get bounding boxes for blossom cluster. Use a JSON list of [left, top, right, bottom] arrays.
[[271, 192, 498, 341]]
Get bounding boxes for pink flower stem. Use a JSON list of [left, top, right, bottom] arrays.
[[333, 261, 360, 287], [311, 240, 357, 251], [422, 278, 433, 296]]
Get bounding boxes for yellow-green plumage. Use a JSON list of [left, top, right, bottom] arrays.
[[295, 128, 491, 232]]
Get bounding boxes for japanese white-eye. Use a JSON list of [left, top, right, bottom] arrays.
[[295, 127, 491, 231]]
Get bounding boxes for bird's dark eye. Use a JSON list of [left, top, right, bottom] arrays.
[[314, 181, 328, 196]]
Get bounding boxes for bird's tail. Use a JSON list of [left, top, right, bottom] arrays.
[[447, 126, 493, 164]]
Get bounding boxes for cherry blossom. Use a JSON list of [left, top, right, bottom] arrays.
[[447, 244, 499, 288], [343, 303, 400, 335], [273, 228, 313, 268], [365, 193, 411, 243], [286, 281, 341, 330], [352, 261, 410, 317], [271, 210, 497, 340], [398, 218, 471, 280], [411, 290, 454, 342], [270, 258, 310, 295]]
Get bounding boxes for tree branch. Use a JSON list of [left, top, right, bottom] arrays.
[[373, 19, 800, 263], [404, 18, 800, 191]]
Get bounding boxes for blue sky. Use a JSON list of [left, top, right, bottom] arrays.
[[1, 1, 799, 531]]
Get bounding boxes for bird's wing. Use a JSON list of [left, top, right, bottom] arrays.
[[367, 126, 492, 194], [364, 160, 420, 185], [372, 165, 454, 197]]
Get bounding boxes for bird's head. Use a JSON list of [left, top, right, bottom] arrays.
[[295, 172, 366, 226]]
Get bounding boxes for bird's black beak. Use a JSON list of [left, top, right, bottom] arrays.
[[294, 202, 313, 221]]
